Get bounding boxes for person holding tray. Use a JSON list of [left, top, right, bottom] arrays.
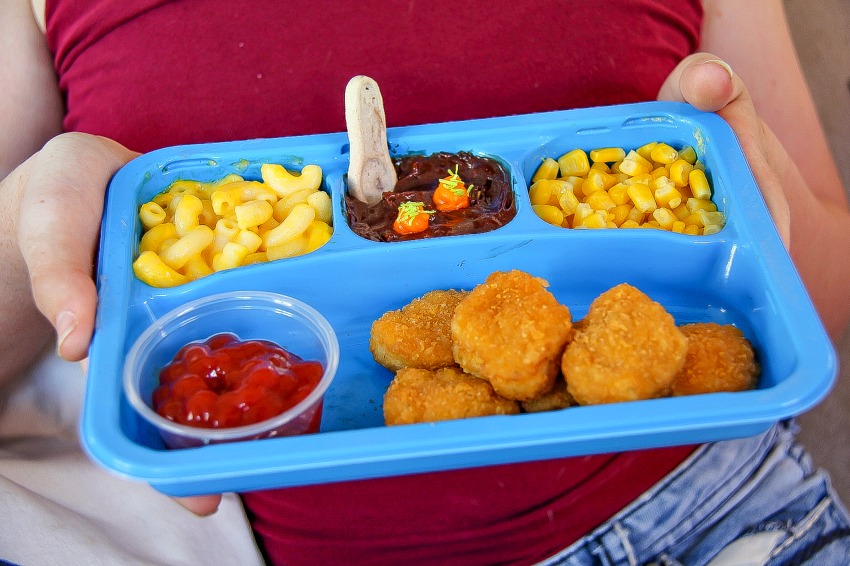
[[2, 0, 849, 564]]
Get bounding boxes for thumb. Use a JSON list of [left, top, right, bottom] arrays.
[[172, 493, 224, 517], [658, 52, 744, 112]]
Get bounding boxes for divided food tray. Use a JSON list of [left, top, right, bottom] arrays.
[[82, 101, 837, 496]]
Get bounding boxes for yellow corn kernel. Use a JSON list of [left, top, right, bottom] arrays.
[[654, 183, 683, 209], [607, 183, 630, 205], [697, 210, 726, 230], [548, 178, 575, 196], [583, 168, 616, 195], [610, 203, 634, 226], [625, 206, 645, 225], [650, 143, 678, 165], [572, 203, 593, 228], [627, 183, 657, 213], [689, 169, 712, 199], [585, 190, 616, 212], [682, 213, 704, 227], [652, 207, 678, 230], [703, 224, 722, 236], [531, 157, 560, 183], [623, 173, 653, 186], [635, 142, 658, 162], [580, 210, 609, 229], [684, 224, 701, 235], [669, 159, 693, 187], [618, 150, 653, 177], [671, 220, 686, 234], [590, 161, 611, 173], [133, 250, 190, 288], [556, 185, 580, 216], [532, 204, 565, 226], [590, 147, 626, 163], [557, 149, 590, 177], [620, 219, 641, 229], [687, 198, 717, 213], [651, 166, 670, 180], [672, 203, 690, 220], [678, 146, 697, 164], [529, 180, 556, 205]]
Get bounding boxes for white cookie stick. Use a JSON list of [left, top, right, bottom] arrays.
[[345, 75, 397, 204]]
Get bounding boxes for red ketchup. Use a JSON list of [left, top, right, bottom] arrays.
[[152, 333, 324, 430]]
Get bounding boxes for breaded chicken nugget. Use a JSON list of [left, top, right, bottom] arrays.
[[383, 366, 520, 425], [451, 270, 573, 401], [520, 376, 575, 413], [671, 322, 759, 396], [370, 289, 469, 372], [562, 283, 688, 405]]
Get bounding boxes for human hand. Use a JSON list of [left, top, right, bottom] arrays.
[[657, 53, 792, 247], [13, 134, 225, 515], [12, 133, 139, 361]]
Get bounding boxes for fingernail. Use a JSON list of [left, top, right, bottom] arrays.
[[56, 310, 78, 356], [705, 59, 734, 80]]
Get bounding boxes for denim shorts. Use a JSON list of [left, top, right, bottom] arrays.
[[540, 421, 850, 566]]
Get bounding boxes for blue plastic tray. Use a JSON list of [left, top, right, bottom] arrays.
[[82, 101, 837, 496]]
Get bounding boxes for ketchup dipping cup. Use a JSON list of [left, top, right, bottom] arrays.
[[123, 291, 339, 449]]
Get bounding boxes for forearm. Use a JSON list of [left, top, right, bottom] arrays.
[[778, 142, 850, 340]]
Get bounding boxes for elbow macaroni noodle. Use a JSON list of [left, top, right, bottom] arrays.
[[132, 163, 333, 288]]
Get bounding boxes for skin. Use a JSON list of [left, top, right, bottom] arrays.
[[1, 0, 847, 516]]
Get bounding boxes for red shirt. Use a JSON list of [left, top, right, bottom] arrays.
[[47, 1, 702, 563]]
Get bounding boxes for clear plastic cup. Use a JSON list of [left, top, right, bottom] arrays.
[[123, 291, 339, 449]]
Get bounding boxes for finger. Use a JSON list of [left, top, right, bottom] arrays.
[[172, 494, 223, 516], [657, 52, 743, 112], [18, 133, 138, 360]]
